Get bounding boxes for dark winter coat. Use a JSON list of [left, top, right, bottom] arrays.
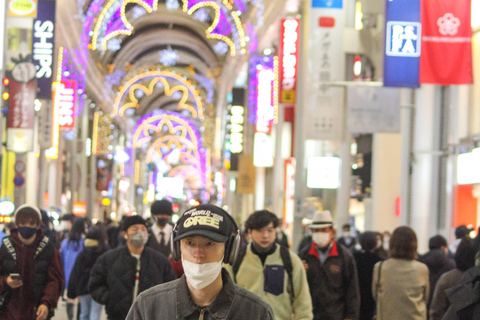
[[0, 230, 64, 320], [443, 266, 480, 320], [88, 246, 176, 320], [353, 250, 384, 320], [299, 240, 360, 320], [419, 248, 455, 305], [126, 269, 275, 320], [67, 245, 107, 299]]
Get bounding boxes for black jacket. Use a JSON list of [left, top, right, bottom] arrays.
[[67, 245, 107, 299], [146, 226, 172, 257], [353, 250, 383, 320], [126, 268, 275, 320], [88, 246, 176, 320], [419, 249, 455, 305], [299, 240, 360, 320]]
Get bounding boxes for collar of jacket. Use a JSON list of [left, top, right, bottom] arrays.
[[176, 268, 235, 319], [307, 240, 338, 259]]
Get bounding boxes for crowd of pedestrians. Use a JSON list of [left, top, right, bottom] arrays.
[[1, 201, 480, 319]]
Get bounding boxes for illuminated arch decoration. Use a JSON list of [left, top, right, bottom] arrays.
[[132, 110, 208, 188], [89, 0, 261, 56], [113, 70, 204, 118]]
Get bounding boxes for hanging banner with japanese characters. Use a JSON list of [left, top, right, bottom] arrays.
[[7, 79, 36, 152], [279, 18, 300, 104], [419, 0, 473, 84], [33, 0, 56, 99], [383, 0, 421, 88], [305, 0, 345, 140]]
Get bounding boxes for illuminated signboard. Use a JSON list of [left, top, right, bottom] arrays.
[[33, 0, 56, 99], [279, 18, 300, 103], [457, 151, 480, 185], [255, 67, 275, 134], [229, 88, 245, 154], [53, 80, 76, 130], [8, 0, 36, 17]]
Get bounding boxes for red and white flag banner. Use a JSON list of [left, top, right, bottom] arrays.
[[419, 0, 473, 85]]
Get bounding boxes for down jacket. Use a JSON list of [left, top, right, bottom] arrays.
[[88, 246, 176, 320]]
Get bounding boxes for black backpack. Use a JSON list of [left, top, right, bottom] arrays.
[[232, 244, 295, 298]]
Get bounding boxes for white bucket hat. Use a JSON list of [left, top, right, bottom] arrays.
[[308, 210, 333, 229]]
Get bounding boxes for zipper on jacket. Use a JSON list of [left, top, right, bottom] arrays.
[[199, 307, 206, 320]]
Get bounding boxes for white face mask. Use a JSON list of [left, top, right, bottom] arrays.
[[182, 256, 224, 290], [312, 232, 331, 248]]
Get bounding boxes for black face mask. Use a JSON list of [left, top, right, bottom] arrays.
[[17, 227, 37, 239], [154, 217, 169, 227]]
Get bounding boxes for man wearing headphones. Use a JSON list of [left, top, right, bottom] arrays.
[[126, 204, 275, 320]]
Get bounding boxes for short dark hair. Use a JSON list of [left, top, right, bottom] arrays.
[[359, 231, 377, 251], [455, 237, 477, 271], [429, 235, 448, 250], [455, 225, 471, 239], [342, 224, 351, 230], [390, 226, 418, 260], [245, 210, 279, 231], [151, 199, 173, 216]]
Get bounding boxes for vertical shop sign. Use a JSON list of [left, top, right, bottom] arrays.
[[32, 0, 56, 99], [255, 67, 275, 134], [229, 88, 245, 154], [279, 18, 300, 104], [384, 0, 421, 87], [6, 79, 36, 152], [419, 0, 473, 84], [305, 0, 345, 140], [53, 80, 76, 130]]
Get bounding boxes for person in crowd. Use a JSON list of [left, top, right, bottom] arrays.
[[353, 231, 385, 320], [449, 225, 471, 255], [146, 199, 174, 257], [337, 223, 357, 251], [67, 227, 109, 320], [275, 226, 290, 248], [59, 213, 76, 242], [89, 215, 176, 320], [40, 209, 59, 249], [226, 210, 312, 320], [0, 227, 6, 244], [146, 199, 184, 277], [418, 235, 455, 309], [3, 222, 16, 236], [373, 226, 429, 320], [382, 231, 391, 251], [442, 250, 480, 319], [61, 217, 86, 320], [126, 204, 275, 320], [374, 232, 389, 260], [0, 205, 64, 320], [299, 210, 360, 320], [429, 237, 477, 320]]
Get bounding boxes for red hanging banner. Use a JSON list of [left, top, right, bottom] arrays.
[[419, 0, 473, 85]]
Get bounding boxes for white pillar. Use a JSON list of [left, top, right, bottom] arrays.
[[371, 133, 401, 232], [411, 85, 441, 252]]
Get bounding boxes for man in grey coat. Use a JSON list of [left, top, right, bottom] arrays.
[[126, 204, 275, 320]]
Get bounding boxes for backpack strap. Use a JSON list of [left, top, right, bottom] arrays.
[[232, 244, 247, 282], [2, 237, 16, 261], [34, 236, 49, 259], [279, 245, 295, 299]]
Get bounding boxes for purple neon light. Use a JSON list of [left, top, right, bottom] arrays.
[[248, 55, 273, 124]]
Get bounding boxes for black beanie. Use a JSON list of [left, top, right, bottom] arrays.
[[123, 216, 147, 231]]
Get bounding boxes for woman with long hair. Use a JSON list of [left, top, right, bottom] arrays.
[[372, 226, 429, 320], [61, 217, 86, 320]]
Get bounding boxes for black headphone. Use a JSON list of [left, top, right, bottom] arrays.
[[170, 210, 241, 266]]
